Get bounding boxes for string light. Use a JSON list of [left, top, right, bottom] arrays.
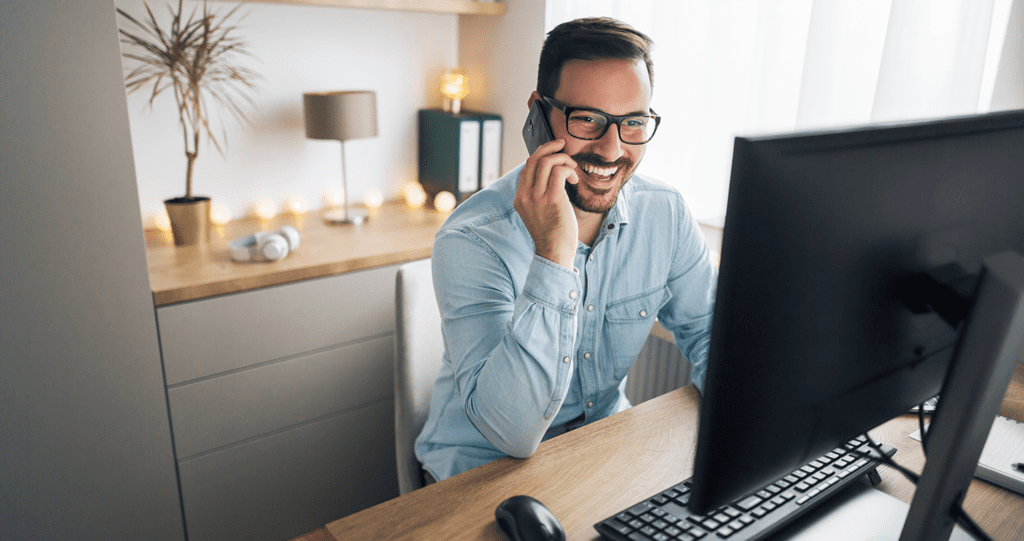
[[364, 189, 384, 212], [254, 199, 277, 220], [322, 187, 345, 209], [210, 203, 232, 226], [282, 196, 309, 215], [402, 182, 427, 209], [154, 209, 172, 232], [434, 191, 457, 213]]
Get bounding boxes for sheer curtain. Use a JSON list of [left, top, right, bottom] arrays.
[[545, 0, 1016, 221]]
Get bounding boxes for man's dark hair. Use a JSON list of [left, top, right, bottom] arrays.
[[537, 17, 654, 98]]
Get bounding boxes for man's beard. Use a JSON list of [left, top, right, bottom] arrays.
[[565, 153, 635, 214]]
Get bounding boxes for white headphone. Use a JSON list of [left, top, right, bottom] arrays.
[[230, 225, 301, 262]]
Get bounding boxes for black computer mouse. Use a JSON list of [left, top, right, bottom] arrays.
[[494, 495, 566, 541]]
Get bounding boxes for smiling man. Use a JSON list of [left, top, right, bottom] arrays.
[[415, 17, 718, 483]]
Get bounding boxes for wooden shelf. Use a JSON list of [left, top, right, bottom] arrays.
[[220, 0, 507, 15], [145, 202, 448, 306]]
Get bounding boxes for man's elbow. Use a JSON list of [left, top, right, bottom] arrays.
[[498, 437, 541, 459]]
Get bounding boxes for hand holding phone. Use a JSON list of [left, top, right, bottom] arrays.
[[516, 99, 579, 269], [522, 99, 555, 154]]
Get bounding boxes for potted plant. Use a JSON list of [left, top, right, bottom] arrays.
[[118, 0, 259, 245]]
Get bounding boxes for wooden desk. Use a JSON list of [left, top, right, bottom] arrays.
[[321, 365, 1024, 541]]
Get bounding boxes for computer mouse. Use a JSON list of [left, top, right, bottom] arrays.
[[494, 495, 566, 541]]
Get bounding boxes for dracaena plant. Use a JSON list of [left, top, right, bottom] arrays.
[[117, 0, 260, 200]]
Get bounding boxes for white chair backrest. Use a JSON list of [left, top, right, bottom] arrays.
[[394, 259, 445, 494]]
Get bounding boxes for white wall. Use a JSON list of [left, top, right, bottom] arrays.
[[117, 0, 459, 224], [459, 0, 548, 172]]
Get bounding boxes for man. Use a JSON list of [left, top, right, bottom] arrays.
[[415, 17, 717, 483]]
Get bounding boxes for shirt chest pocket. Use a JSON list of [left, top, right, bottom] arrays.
[[603, 286, 673, 381]]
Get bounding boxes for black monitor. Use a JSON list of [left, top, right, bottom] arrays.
[[690, 109, 1024, 539]]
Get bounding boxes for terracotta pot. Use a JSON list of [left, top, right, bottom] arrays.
[[164, 196, 211, 246]]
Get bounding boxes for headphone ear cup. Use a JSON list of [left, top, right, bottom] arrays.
[[278, 225, 301, 251], [257, 232, 289, 261]]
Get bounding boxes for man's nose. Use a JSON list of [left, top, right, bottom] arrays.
[[591, 122, 624, 163]]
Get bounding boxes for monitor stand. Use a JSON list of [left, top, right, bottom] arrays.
[[773, 482, 973, 540], [777, 252, 1023, 541]]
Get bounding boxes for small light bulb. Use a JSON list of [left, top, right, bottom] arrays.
[[364, 189, 384, 211], [254, 199, 277, 221], [322, 188, 345, 209], [282, 196, 308, 215], [434, 191, 457, 213], [209, 204, 231, 226], [154, 210, 172, 232], [403, 182, 427, 209]]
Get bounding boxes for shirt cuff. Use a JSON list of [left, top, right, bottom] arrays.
[[522, 255, 583, 314]]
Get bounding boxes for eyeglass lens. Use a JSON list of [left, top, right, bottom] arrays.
[[566, 110, 655, 143]]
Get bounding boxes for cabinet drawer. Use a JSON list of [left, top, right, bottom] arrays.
[[168, 334, 393, 459], [157, 264, 398, 385], [177, 399, 399, 541]]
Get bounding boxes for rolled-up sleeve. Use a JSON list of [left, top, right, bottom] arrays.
[[432, 228, 581, 458]]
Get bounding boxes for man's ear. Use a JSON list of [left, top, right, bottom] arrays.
[[527, 91, 542, 110]]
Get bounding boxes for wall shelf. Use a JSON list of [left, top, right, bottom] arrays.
[[223, 0, 507, 15]]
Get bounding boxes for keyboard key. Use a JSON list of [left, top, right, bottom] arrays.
[[689, 527, 708, 538], [652, 495, 670, 505], [736, 495, 763, 510], [784, 474, 799, 483], [606, 519, 633, 535], [653, 533, 670, 541], [628, 532, 653, 541], [650, 508, 666, 518], [728, 519, 745, 531], [717, 526, 734, 538], [629, 502, 656, 516], [662, 515, 679, 524], [809, 460, 823, 469], [640, 525, 658, 536], [751, 508, 767, 518], [639, 513, 657, 523], [702, 519, 720, 530], [664, 526, 681, 537], [629, 519, 645, 529], [723, 507, 741, 518], [652, 520, 668, 530]]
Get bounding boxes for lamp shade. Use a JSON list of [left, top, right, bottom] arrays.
[[303, 91, 378, 141]]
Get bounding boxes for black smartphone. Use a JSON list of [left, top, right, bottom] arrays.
[[522, 99, 555, 155]]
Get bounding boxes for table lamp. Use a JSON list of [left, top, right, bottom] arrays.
[[303, 90, 378, 225]]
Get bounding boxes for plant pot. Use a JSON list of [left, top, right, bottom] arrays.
[[164, 196, 211, 246]]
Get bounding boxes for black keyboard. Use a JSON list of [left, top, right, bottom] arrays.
[[594, 436, 896, 541]]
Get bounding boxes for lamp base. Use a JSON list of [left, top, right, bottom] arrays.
[[323, 208, 367, 226]]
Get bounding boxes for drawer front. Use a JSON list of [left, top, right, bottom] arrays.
[[168, 334, 393, 459], [158, 264, 398, 385], [177, 399, 399, 541]]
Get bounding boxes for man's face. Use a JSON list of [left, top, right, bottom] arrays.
[[547, 57, 652, 214]]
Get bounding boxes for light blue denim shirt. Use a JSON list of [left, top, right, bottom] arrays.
[[415, 163, 717, 481]]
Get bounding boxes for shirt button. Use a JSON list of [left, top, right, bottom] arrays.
[[639, 310, 647, 318], [607, 224, 615, 230], [569, 290, 578, 299], [562, 357, 570, 363], [588, 401, 594, 408], [587, 305, 594, 312], [584, 352, 591, 359], [588, 254, 594, 261]]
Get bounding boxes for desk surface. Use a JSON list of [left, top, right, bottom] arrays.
[[321, 365, 1024, 541]]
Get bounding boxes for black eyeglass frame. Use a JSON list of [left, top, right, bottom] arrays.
[[540, 95, 661, 145]]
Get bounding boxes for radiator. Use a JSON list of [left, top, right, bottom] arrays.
[[624, 333, 692, 405]]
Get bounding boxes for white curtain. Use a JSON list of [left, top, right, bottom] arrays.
[[545, 0, 1019, 222]]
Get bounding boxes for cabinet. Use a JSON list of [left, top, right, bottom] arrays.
[[156, 264, 402, 541]]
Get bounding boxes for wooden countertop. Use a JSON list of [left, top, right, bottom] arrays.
[[144, 202, 449, 306]]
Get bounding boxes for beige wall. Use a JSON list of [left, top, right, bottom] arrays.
[[459, 0, 548, 174]]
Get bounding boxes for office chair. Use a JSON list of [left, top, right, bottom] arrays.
[[394, 258, 445, 494]]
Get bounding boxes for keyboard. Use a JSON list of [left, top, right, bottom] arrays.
[[594, 436, 896, 541]]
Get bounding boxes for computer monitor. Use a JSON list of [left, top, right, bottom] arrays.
[[689, 109, 1024, 539]]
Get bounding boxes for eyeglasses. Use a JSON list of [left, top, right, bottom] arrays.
[[541, 95, 661, 145]]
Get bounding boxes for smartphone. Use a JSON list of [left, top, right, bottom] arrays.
[[522, 99, 555, 155]]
